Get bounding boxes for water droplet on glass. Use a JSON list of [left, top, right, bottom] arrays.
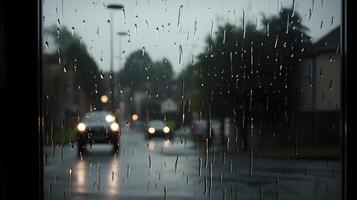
[[56, 28, 61, 38], [291, 0, 296, 17], [142, 46, 145, 56], [155, 78, 160, 98], [286, 14, 289, 34], [255, 17, 258, 30], [126, 163, 130, 179], [250, 148, 254, 175], [156, 27, 159, 39], [175, 155, 179, 173], [198, 158, 202, 176], [177, 5, 183, 27], [71, 26, 75, 37], [122, 8, 126, 24], [164, 186, 167, 199], [194, 19, 197, 36], [179, 45, 183, 64], [48, 183, 52, 199], [223, 29, 226, 44], [57, 48, 61, 64], [230, 52, 233, 77], [145, 20, 149, 29], [250, 42, 254, 74], [210, 20, 214, 38], [121, 50, 126, 60], [223, 189, 226, 200], [148, 155, 151, 169], [209, 163, 213, 197], [243, 9, 246, 39]]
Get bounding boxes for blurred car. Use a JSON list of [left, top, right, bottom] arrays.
[[192, 120, 215, 142], [75, 111, 120, 154], [145, 120, 172, 139]]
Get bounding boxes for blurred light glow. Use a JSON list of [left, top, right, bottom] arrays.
[[110, 122, 119, 131], [107, 159, 119, 195], [105, 114, 115, 123], [77, 123, 86, 132], [148, 127, 155, 134], [131, 114, 139, 121], [75, 160, 87, 193], [147, 140, 156, 151], [163, 140, 172, 149], [163, 126, 170, 133], [100, 95, 109, 103]]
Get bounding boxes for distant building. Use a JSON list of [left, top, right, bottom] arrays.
[[297, 26, 341, 112], [295, 26, 341, 146], [160, 98, 178, 113]]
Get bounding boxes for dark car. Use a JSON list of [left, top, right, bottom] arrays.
[[75, 111, 120, 154], [145, 120, 173, 139]]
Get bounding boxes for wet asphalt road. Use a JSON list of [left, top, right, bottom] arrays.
[[44, 127, 341, 200]]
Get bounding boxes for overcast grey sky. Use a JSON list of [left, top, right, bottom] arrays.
[[42, 0, 341, 74]]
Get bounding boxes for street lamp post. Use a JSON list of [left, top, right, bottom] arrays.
[[116, 31, 128, 101], [117, 31, 128, 58], [107, 4, 124, 113], [115, 31, 128, 122]]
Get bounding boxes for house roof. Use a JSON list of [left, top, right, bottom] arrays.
[[314, 26, 340, 54]]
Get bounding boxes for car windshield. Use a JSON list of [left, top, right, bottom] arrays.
[[82, 111, 112, 123], [148, 120, 165, 128]]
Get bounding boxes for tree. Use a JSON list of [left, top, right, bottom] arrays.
[[140, 98, 161, 121], [117, 49, 153, 90], [148, 58, 175, 99], [45, 25, 104, 110], [43, 25, 105, 141], [118, 51, 177, 117], [184, 8, 312, 149]]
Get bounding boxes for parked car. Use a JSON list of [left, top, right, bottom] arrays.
[[145, 120, 173, 139], [75, 111, 120, 154]]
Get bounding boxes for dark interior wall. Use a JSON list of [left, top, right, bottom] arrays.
[[0, 6, 6, 200], [1, 1, 41, 199], [0, 8, 5, 91]]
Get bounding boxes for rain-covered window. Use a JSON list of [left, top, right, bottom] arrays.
[[42, 0, 342, 199]]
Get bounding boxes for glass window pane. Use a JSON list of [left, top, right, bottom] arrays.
[[42, 0, 342, 199]]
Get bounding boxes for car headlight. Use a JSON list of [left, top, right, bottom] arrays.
[[105, 114, 115, 123], [148, 127, 155, 134], [110, 122, 119, 131], [131, 114, 139, 121], [163, 126, 170, 133], [77, 123, 86, 132]]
